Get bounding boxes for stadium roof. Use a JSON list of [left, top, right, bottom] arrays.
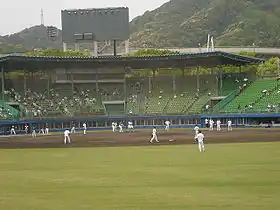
[[0, 51, 265, 71]]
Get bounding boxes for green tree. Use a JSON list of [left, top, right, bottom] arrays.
[[25, 48, 91, 57], [124, 49, 180, 57], [257, 57, 280, 76]]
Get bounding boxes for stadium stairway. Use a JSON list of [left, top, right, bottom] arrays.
[[220, 78, 279, 113], [186, 93, 211, 114], [0, 101, 20, 120]]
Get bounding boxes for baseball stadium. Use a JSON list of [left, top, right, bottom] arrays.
[[0, 7, 280, 210]]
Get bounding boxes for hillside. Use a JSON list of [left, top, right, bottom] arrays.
[[130, 0, 280, 47], [1, 0, 280, 53]]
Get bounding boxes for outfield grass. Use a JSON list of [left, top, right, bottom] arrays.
[[0, 142, 279, 210]]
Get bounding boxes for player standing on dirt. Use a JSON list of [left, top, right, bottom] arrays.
[[165, 120, 170, 131], [31, 125, 36, 138], [83, 122, 87, 135], [64, 129, 71, 144], [10, 126, 16, 135], [150, 127, 159, 143], [227, 120, 233, 131], [24, 124, 29, 134], [217, 120, 221, 131]]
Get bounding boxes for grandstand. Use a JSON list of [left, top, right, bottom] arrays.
[[0, 53, 265, 119], [218, 78, 280, 113]]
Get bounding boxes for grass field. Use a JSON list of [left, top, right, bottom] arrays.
[[0, 142, 280, 210]]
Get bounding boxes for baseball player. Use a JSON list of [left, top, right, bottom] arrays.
[[64, 129, 71, 144], [227, 120, 233, 131], [127, 121, 134, 132], [216, 120, 221, 131], [24, 124, 29, 134], [209, 119, 214, 131], [150, 127, 159, 143], [31, 126, 36, 138], [45, 126, 49, 135], [112, 122, 117, 132], [119, 122, 124, 133], [196, 130, 205, 152], [82, 122, 87, 135], [165, 120, 171, 131], [10, 126, 16, 135], [193, 125, 200, 136], [205, 119, 209, 128], [40, 127, 45, 135], [71, 125, 76, 133]]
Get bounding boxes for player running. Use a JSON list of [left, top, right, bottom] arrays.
[[150, 127, 159, 143], [165, 120, 171, 131]]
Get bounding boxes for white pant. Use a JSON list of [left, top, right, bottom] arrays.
[[45, 128, 49, 134], [209, 124, 214, 131], [217, 125, 221, 131], [112, 126, 116, 132], [71, 127, 75, 133], [83, 128, 86, 135], [32, 130, 36, 138], [40, 129, 45, 134], [228, 125, 232, 131], [150, 134, 158, 143], [165, 125, 170, 131], [10, 128, 16, 135], [198, 141, 205, 152], [119, 126, 123, 132], [64, 135, 71, 144]]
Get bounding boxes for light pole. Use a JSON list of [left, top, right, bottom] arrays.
[[252, 43, 255, 53], [198, 43, 202, 53]]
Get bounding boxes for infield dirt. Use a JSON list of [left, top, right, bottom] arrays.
[[0, 128, 279, 149]]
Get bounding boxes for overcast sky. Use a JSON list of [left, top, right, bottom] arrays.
[[0, 0, 168, 35]]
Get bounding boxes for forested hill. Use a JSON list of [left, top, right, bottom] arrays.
[[1, 0, 280, 53], [129, 0, 280, 48]]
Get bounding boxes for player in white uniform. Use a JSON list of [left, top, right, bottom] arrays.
[[24, 124, 29, 134], [10, 126, 16, 135], [40, 128, 45, 135], [32, 128, 36, 138], [165, 120, 170, 131], [112, 122, 117, 132], [216, 120, 221, 131], [45, 126, 49, 135], [64, 129, 71, 144], [119, 122, 124, 133], [150, 127, 159, 143], [71, 125, 75, 133], [82, 123, 87, 135], [227, 120, 233, 131], [205, 119, 209, 128], [209, 119, 214, 131], [193, 125, 200, 135], [196, 130, 205, 152], [127, 121, 134, 132]]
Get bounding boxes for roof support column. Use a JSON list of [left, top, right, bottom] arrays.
[[70, 70, 74, 97], [219, 66, 223, 96], [1, 67, 4, 100], [48, 71, 52, 99], [172, 72, 176, 94], [196, 67, 200, 93], [96, 68, 99, 96], [23, 70, 27, 96]]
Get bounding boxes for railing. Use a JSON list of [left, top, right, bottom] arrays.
[[213, 89, 238, 111]]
